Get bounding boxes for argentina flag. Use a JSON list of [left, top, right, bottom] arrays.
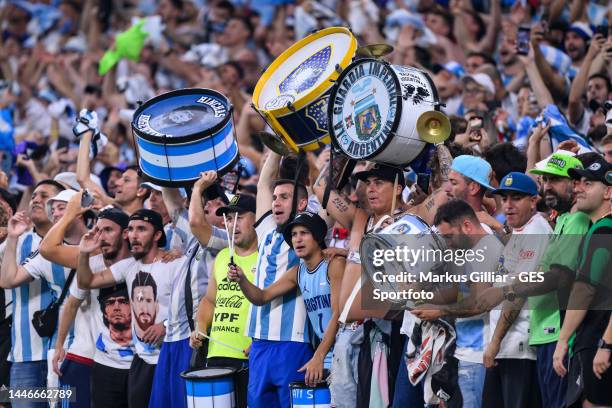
[[536, 104, 593, 151]]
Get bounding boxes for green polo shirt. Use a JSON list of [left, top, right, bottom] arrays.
[[529, 211, 591, 345]]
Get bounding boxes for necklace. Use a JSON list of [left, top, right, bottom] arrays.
[[136, 270, 152, 302]]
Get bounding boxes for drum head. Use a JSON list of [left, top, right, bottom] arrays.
[[328, 59, 402, 160], [133, 88, 232, 143], [254, 27, 357, 114], [181, 367, 236, 380]]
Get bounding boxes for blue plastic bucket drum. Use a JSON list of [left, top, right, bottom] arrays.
[[289, 382, 332, 408], [132, 88, 239, 186], [181, 367, 236, 408]]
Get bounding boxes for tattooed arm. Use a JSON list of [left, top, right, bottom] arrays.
[[312, 163, 357, 229], [435, 144, 452, 184], [483, 298, 525, 367]]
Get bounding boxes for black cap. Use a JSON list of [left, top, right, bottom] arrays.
[[98, 207, 130, 230], [354, 164, 406, 187], [203, 183, 230, 204], [568, 157, 612, 186], [216, 194, 256, 216], [282, 211, 328, 249], [129, 209, 167, 248]]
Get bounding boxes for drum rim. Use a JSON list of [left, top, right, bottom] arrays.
[[288, 381, 330, 390], [252, 26, 357, 117], [327, 58, 403, 161], [132, 88, 233, 144], [138, 149, 240, 187], [180, 366, 237, 380]]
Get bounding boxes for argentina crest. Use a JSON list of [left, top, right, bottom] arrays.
[[330, 59, 398, 160]]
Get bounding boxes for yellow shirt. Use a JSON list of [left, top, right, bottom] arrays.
[[208, 248, 257, 360]]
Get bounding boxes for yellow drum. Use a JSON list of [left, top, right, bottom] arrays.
[[253, 27, 357, 152]]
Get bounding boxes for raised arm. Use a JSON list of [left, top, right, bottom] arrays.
[[188, 171, 219, 246], [568, 35, 605, 124], [228, 263, 298, 306], [40, 191, 91, 269], [521, 48, 554, 107], [312, 163, 357, 229], [0, 213, 35, 289], [75, 130, 112, 203], [161, 187, 185, 225], [256, 152, 280, 220], [76, 228, 117, 289]]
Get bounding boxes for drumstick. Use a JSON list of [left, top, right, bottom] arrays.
[[198, 331, 244, 353], [222, 214, 234, 262], [231, 214, 237, 263]]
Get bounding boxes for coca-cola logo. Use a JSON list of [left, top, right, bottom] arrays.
[[216, 294, 244, 308]]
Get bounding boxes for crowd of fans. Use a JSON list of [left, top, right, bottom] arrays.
[[0, 0, 612, 407]]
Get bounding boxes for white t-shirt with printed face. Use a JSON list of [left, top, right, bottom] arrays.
[[488, 213, 552, 360], [110, 256, 181, 365], [71, 254, 135, 368], [65, 254, 108, 360]]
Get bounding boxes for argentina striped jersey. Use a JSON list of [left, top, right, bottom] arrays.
[[0, 230, 54, 362], [165, 210, 228, 342], [246, 213, 309, 342]]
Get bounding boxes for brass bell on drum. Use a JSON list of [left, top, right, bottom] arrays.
[[356, 44, 394, 58], [255, 131, 293, 157], [416, 111, 451, 144]]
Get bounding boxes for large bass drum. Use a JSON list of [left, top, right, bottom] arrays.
[[253, 27, 357, 152], [132, 88, 239, 187], [328, 58, 444, 166], [360, 213, 447, 309]]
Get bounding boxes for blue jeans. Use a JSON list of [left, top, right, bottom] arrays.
[[330, 325, 363, 408], [458, 360, 485, 408], [9, 361, 47, 408], [392, 336, 426, 408]]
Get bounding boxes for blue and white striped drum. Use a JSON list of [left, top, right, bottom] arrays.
[[181, 367, 236, 408], [132, 88, 239, 186], [253, 27, 357, 152], [290, 382, 332, 408]]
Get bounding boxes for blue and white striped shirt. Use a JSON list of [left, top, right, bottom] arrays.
[[164, 210, 228, 342], [0, 230, 55, 362], [247, 213, 309, 343], [22, 248, 75, 352]]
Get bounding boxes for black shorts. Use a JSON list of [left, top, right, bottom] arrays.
[[482, 358, 542, 408], [127, 354, 156, 408], [0, 318, 11, 390], [91, 362, 129, 408], [576, 348, 612, 406]]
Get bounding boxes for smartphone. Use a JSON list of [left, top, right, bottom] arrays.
[[416, 173, 430, 194], [485, 100, 501, 111], [81, 190, 94, 207], [517, 26, 531, 56], [469, 116, 483, 131], [595, 25, 608, 38]]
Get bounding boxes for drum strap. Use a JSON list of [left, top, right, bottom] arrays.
[[290, 151, 306, 217], [184, 243, 201, 332], [321, 149, 333, 210]]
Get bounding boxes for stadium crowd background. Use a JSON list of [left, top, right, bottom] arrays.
[[0, 0, 611, 407]]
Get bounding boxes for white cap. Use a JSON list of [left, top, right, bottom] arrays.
[[140, 182, 163, 192], [46, 189, 78, 220], [54, 172, 103, 191], [462, 73, 495, 95]]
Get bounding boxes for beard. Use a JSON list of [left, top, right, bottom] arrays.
[[544, 191, 573, 213], [111, 322, 130, 331], [130, 239, 153, 260]]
